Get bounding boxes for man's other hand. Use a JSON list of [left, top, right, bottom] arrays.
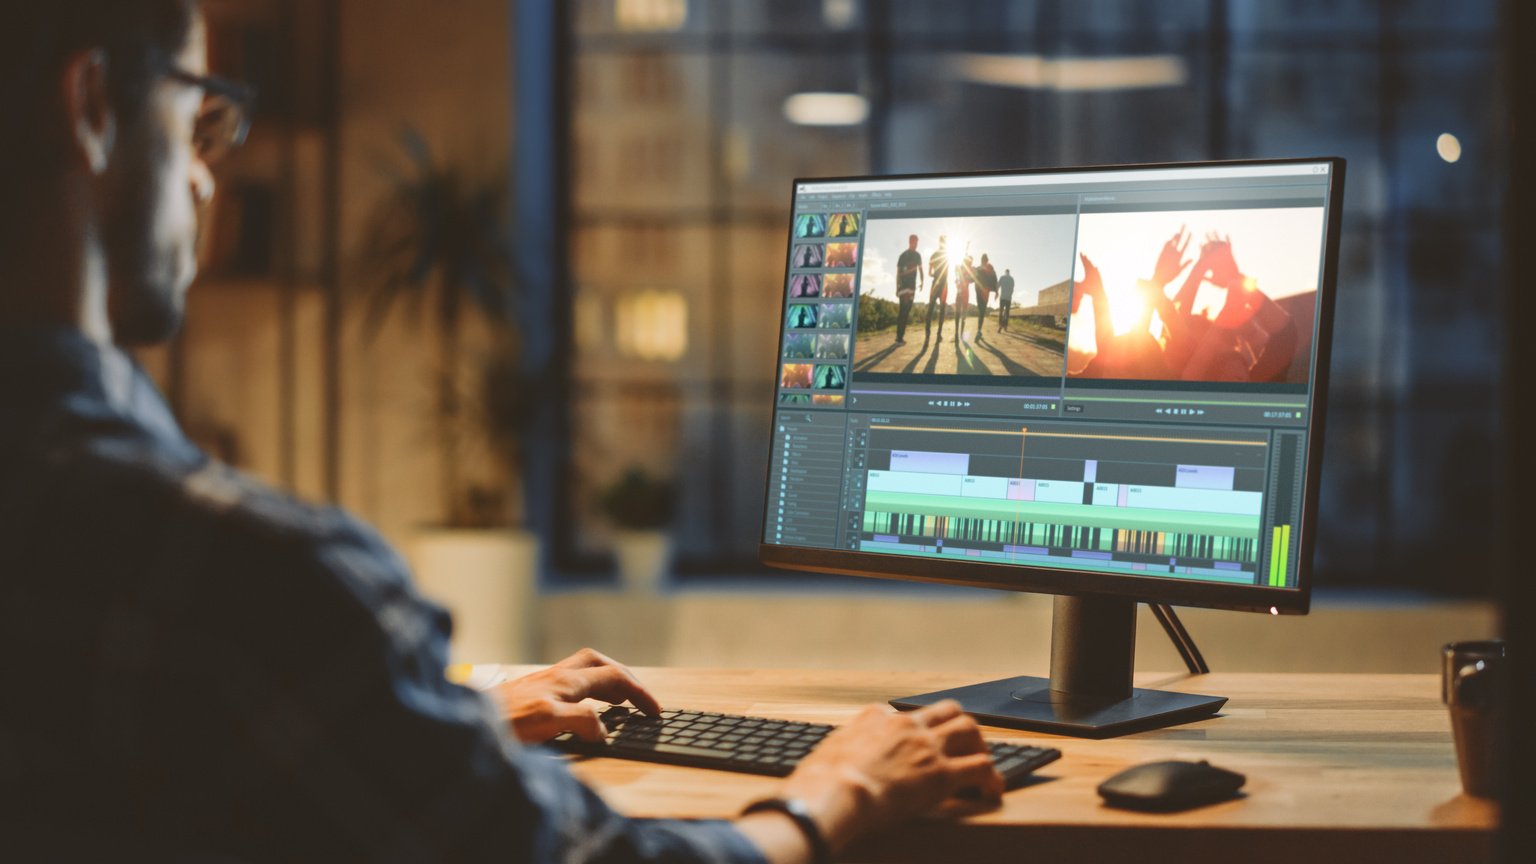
[[774, 700, 1003, 853], [491, 648, 662, 744]]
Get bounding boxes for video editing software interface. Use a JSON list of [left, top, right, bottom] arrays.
[[765, 162, 1334, 591]]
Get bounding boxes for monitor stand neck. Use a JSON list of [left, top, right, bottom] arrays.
[[1050, 595, 1137, 703], [889, 595, 1227, 739]]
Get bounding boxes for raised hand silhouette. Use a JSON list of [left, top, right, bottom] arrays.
[[1073, 253, 1104, 311], [1202, 233, 1243, 290], [1151, 225, 1194, 287]]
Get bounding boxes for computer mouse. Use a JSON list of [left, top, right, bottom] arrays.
[[1096, 760, 1246, 812]]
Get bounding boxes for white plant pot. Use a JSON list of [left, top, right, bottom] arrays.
[[407, 527, 539, 664], [613, 530, 673, 594]]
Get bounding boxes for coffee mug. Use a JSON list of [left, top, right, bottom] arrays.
[[1441, 640, 1506, 799]]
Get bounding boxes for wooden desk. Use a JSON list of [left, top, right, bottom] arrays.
[[504, 668, 1497, 863]]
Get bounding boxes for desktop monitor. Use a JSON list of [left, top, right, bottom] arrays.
[[761, 158, 1344, 737]]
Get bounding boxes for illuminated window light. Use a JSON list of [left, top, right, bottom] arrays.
[[822, 0, 858, 29], [1436, 133, 1462, 163], [783, 92, 869, 127], [615, 290, 688, 362], [616, 0, 687, 32]]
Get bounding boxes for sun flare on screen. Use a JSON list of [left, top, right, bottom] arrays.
[[1103, 278, 1148, 336], [939, 224, 974, 282]]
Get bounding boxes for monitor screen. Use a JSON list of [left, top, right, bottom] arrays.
[[761, 159, 1343, 614]]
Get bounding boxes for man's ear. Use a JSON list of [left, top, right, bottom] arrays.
[[61, 49, 117, 175]]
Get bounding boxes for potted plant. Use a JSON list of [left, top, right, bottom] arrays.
[[360, 128, 543, 662], [599, 468, 678, 593]]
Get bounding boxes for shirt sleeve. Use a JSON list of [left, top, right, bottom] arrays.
[[167, 482, 767, 864]]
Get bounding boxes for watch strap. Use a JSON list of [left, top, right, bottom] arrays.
[[741, 796, 832, 864]]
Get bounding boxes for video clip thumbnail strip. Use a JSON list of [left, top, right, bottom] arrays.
[[854, 420, 1276, 586], [793, 212, 862, 241]]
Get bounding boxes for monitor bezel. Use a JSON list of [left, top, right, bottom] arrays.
[[759, 156, 1346, 616]]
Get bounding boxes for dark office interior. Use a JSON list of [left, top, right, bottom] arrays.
[[1, 0, 1530, 860]]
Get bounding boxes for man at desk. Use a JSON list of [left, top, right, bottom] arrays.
[[0, 2, 1002, 861]]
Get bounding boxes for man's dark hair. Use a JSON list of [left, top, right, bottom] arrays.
[[0, 0, 195, 189]]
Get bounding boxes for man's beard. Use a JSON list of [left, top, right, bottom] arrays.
[[107, 265, 186, 346], [102, 137, 193, 347]]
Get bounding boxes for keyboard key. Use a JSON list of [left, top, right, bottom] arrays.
[[652, 742, 734, 759]]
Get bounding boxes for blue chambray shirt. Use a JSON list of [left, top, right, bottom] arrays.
[[0, 328, 765, 864]]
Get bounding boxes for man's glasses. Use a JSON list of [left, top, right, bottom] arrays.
[[163, 68, 257, 165]]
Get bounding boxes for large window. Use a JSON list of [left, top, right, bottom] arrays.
[[561, 0, 1503, 592]]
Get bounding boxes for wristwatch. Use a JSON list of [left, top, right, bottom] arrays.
[[740, 796, 832, 864]]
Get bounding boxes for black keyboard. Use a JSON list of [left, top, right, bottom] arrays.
[[550, 705, 1061, 790]]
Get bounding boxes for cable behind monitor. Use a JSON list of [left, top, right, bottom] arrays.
[[1150, 604, 1209, 675]]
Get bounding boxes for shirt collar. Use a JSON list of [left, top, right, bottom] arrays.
[[0, 326, 192, 452]]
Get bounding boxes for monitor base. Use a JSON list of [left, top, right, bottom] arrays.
[[891, 675, 1227, 738]]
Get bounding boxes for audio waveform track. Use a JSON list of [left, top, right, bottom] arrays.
[[865, 510, 1258, 562]]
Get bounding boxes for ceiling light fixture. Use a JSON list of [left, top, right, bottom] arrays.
[[952, 53, 1188, 91], [615, 0, 687, 33], [783, 92, 869, 127], [1436, 132, 1462, 163]]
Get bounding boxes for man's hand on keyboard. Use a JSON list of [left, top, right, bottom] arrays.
[[775, 699, 1003, 853], [491, 648, 663, 744]]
